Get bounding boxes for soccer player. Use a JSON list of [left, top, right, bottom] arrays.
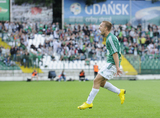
[[78, 21, 126, 110]]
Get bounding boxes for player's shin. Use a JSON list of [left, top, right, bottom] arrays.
[[86, 88, 99, 104], [103, 81, 120, 94]]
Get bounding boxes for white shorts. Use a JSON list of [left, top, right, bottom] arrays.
[[98, 63, 117, 80]]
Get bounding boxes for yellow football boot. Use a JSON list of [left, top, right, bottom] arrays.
[[118, 89, 126, 104], [77, 102, 93, 110]]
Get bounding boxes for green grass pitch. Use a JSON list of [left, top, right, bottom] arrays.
[[0, 80, 160, 118]]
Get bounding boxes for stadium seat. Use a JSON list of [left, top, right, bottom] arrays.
[[72, 63, 77, 69], [68, 62, 72, 69], [64, 61, 69, 69], [46, 56, 51, 62], [76, 61, 82, 69], [89, 64, 93, 69], [52, 61, 57, 69]]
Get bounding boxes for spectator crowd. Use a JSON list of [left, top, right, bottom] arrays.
[[0, 20, 160, 68]]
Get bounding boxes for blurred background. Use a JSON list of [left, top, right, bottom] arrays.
[[0, 0, 160, 81]]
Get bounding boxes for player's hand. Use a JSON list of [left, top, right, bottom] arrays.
[[116, 68, 123, 77]]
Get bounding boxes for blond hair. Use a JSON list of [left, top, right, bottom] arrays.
[[102, 21, 112, 31]]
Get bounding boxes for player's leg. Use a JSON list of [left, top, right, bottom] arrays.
[[100, 80, 126, 104], [87, 74, 104, 103], [100, 79, 120, 94], [77, 74, 105, 110], [92, 74, 105, 89], [98, 63, 126, 104], [99, 64, 126, 104], [98, 63, 118, 93]]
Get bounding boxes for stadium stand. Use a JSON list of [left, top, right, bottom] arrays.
[[0, 21, 160, 76]]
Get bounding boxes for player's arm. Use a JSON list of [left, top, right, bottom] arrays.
[[113, 52, 122, 76], [107, 38, 122, 76], [113, 52, 119, 69]]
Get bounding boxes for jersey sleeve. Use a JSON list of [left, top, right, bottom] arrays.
[[107, 38, 118, 55]]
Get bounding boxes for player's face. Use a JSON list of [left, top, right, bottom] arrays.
[[99, 22, 107, 36]]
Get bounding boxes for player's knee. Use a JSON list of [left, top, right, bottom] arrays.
[[93, 78, 101, 85], [93, 77, 102, 85], [100, 81, 106, 87], [93, 79, 97, 84]]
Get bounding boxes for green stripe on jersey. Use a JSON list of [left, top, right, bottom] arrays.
[[106, 33, 122, 66]]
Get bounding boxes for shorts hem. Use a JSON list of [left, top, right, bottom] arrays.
[[98, 72, 110, 80]]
